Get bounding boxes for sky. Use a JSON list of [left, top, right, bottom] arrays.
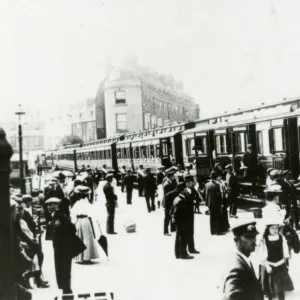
[[1, 0, 300, 120]]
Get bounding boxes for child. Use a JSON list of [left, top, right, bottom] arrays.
[[257, 219, 294, 300]]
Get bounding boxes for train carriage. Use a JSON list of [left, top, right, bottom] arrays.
[[182, 110, 300, 193], [116, 122, 195, 174]]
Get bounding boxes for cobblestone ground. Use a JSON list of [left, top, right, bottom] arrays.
[[32, 180, 300, 300]]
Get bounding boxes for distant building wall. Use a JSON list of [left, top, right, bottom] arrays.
[[104, 79, 143, 137]]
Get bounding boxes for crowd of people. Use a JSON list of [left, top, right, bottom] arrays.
[[8, 160, 300, 299]]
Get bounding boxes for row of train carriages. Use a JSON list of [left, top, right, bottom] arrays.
[[43, 102, 300, 201]]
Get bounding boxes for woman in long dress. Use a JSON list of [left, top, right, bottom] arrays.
[[71, 186, 100, 263]]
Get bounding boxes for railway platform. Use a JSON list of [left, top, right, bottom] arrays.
[[30, 181, 300, 300]]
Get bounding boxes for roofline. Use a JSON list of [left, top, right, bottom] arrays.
[[198, 96, 300, 123]]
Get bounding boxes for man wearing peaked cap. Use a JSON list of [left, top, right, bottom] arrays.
[[163, 166, 178, 236], [223, 221, 264, 300], [183, 175, 200, 254]]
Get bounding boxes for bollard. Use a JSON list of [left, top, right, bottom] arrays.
[[0, 128, 15, 300]]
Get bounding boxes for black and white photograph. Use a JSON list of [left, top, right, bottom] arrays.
[[2, 1, 300, 299]]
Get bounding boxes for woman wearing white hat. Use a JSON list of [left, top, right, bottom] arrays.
[[71, 186, 100, 263], [256, 218, 294, 300]]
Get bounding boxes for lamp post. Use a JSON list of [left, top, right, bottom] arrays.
[[15, 104, 25, 194]]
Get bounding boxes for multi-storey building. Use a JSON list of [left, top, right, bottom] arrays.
[[71, 99, 97, 142], [100, 59, 199, 137]]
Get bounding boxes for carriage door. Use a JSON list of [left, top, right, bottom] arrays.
[[287, 117, 299, 179], [160, 138, 172, 168]]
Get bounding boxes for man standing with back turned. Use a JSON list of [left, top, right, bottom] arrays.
[[223, 222, 263, 300]]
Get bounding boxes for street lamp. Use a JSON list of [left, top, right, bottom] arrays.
[[15, 104, 26, 194]]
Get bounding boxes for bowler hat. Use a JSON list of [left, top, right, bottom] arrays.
[[231, 221, 259, 237], [145, 168, 151, 173]]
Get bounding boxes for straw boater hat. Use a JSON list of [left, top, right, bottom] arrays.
[[45, 197, 61, 205], [76, 185, 90, 194]]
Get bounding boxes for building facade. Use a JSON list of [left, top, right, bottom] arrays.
[[102, 61, 199, 137], [71, 99, 97, 143]]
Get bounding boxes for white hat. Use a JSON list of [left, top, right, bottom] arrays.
[[45, 197, 61, 204], [264, 217, 283, 226]]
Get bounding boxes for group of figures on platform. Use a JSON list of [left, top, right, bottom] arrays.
[[223, 182, 300, 300], [8, 158, 300, 300], [9, 167, 107, 299]]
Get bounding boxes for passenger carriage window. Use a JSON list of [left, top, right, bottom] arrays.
[[141, 146, 147, 158], [257, 131, 263, 154], [134, 147, 140, 158], [186, 139, 195, 156], [273, 128, 286, 152], [117, 148, 121, 158], [107, 150, 111, 159], [216, 135, 227, 154], [162, 143, 168, 156], [233, 132, 245, 153], [155, 144, 160, 157], [149, 145, 155, 158], [101, 150, 105, 160]]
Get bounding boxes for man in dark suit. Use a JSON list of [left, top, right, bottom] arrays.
[[204, 171, 224, 235], [124, 170, 134, 204], [225, 164, 240, 218], [172, 182, 193, 259], [184, 175, 200, 254], [44, 179, 70, 239], [137, 165, 145, 197], [45, 197, 75, 294], [144, 168, 157, 212], [163, 169, 178, 236], [242, 144, 257, 195], [103, 174, 118, 234], [223, 222, 263, 300]]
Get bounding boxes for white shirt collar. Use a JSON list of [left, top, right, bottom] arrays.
[[237, 251, 252, 268]]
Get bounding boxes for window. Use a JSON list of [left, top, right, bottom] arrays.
[[133, 147, 140, 158], [257, 131, 263, 154], [90, 111, 94, 117], [117, 148, 121, 158], [140, 146, 147, 158], [115, 91, 126, 104], [233, 132, 246, 153], [151, 115, 157, 129], [155, 144, 160, 157], [186, 139, 195, 156], [216, 135, 227, 154], [162, 143, 169, 156], [195, 137, 207, 154], [144, 113, 151, 130], [149, 145, 155, 158], [116, 114, 127, 131], [157, 118, 163, 127], [273, 128, 286, 152]]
